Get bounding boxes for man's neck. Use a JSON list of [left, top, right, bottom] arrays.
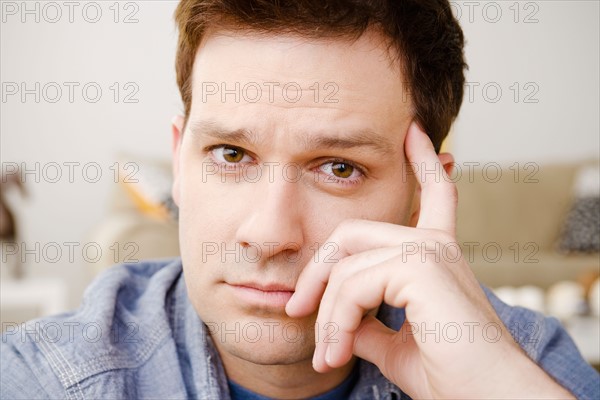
[[215, 342, 357, 399]]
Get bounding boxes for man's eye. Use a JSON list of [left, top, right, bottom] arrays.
[[211, 145, 253, 164], [319, 161, 363, 180]]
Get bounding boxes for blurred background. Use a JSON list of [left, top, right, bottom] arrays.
[[1, 1, 599, 368]]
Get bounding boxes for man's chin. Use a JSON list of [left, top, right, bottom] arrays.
[[208, 318, 316, 366], [223, 341, 314, 366]]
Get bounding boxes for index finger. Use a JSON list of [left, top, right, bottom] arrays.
[[404, 122, 457, 234], [285, 220, 418, 317]]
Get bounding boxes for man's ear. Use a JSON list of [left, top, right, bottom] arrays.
[[438, 152, 455, 177], [407, 152, 455, 227], [171, 115, 185, 206]]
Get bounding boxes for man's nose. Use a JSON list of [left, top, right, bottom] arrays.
[[235, 175, 305, 261]]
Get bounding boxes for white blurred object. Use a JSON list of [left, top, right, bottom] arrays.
[[590, 277, 600, 317], [494, 286, 518, 306], [565, 316, 600, 365], [547, 281, 585, 320], [573, 164, 600, 198], [517, 285, 546, 313], [494, 285, 546, 313], [0, 278, 67, 317]]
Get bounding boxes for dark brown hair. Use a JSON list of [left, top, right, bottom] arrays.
[[174, 0, 467, 152]]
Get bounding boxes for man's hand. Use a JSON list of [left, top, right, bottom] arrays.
[[286, 123, 573, 399]]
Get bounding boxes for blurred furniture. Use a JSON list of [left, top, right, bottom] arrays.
[[456, 160, 599, 368], [87, 158, 179, 277], [455, 160, 599, 289]]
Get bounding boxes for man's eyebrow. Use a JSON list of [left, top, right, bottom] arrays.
[[188, 120, 261, 148], [188, 120, 395, 156], [302, 130, 394, 156]]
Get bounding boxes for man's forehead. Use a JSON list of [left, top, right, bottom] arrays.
[[191, 28, 408, 97], [186, 29, 413, 148]]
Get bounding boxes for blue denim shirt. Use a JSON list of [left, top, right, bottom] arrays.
[[2, 258, 599, 399]]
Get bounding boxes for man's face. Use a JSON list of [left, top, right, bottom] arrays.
[[172, 29, 417, 366]]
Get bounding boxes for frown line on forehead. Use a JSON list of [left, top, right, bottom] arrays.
[[187, 119, 396, 157]]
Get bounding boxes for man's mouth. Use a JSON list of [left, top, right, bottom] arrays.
[[227, 282, 295, 309]]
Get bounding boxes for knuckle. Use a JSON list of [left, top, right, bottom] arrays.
[[330, 262, 344, 279], [330, 257, 352, 280]]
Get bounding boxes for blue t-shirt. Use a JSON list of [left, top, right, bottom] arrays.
[[229, 363, 359, 400]]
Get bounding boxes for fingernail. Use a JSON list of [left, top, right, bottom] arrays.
[[285, 294, 295, 313], [325, 345, 332, 365]]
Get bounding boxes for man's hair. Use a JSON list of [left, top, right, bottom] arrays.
[[174, 0, 467, 152]]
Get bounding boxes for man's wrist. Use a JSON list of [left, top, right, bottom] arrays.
[[501, 349, 575, 399]]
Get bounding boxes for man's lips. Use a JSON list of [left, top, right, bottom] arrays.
[[231, 282, 296, 292], [227, 282, 295, 308]]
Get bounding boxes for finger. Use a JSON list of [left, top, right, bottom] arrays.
[[404, 122, 458, 234], [352, 315, 396, 365], [286, 221, 423, 317], [355, 318, 426, 399], [316, 246, 404, 328], [324, 262, 411, 368], [312, 246, 405, 371]]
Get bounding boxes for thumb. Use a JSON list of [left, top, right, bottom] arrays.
[[353, 316, 396, 370], [354, 316, 425, 398]]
